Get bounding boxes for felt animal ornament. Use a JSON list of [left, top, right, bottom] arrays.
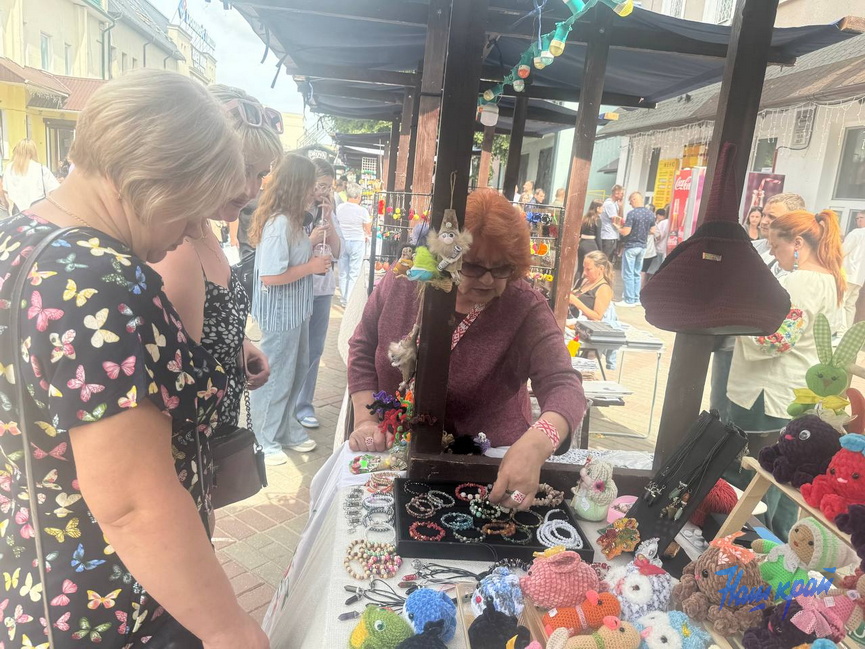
[[752, 517, 856, 593], [758, 415, 842, 488], [406, 246, 441, 283], [572, 458, 618, 521], [742, 601, 817, 649], [546, 617, 643, 649], [392, 247, 415, 277], [402, 588, 456, 642], [836, 505, 865, 571], [688, 479, 737, 528], [801, 434, 865, 521], [790, 594, 857, 643], [467, 599, 532, 649], [541, 590, 622, 637], [672, 533, 767, 635], [471, 567, 525, 618], [605, 545, 673, 623], [395, 621, 446, 649], [788, 315, 865, 417], [388, 324, 420, 392], [349, 606, 414, 649], [426, 217, 472, 284], [635, 611, 713, 649], [519, 546, 600, 609]]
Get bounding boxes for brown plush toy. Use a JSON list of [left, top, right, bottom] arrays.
[[545, 617, 643, 649], [672, 534, 767, 635]]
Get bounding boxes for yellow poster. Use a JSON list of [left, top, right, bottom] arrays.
[[653, 159, 680, 210]]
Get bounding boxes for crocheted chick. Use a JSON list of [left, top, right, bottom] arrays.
[[802, 434, 865, 521], [350, 607, 414, 649], [471, 567, 524, 618], [541, 590, 622, 636], [758, 415, 842, 488], [520, 548, 600, 609], [672, 535, 766, 635], [752, 517, 856, 593], [572, 458, 618, 521], [467, 600, 532, 649], [395, 621, 447, 649], [635, 611, 713, 649], [742, 601, 816, 649], [403, 588, 456, 642], [546, 617, 643, 649], [605, 553, 673, 624]]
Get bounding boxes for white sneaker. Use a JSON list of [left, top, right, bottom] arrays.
[[298, 416, 320, 429], [615, 301, 636, 308], [286, 439, 317, 453], [264, 451, 289, 466]]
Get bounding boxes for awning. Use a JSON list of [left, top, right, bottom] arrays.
[[0, 58, 69, 98], [598, 158, 619, 174]]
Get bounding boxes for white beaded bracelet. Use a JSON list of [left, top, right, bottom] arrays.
[[537, 509, 583, 550]]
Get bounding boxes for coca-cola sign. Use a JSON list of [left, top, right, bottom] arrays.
[[673, 176, 692, 192]]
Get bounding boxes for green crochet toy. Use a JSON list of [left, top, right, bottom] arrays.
[[752, 518, 856, 594], [350, 607, 414, 649]]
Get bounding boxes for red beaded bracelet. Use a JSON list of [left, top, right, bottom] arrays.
[[534, 418, 560, 449], [455, 482, 488, 502], [409, 521, 446, 542]]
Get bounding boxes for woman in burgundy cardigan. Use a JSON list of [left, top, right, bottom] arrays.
[[347, 189, 585, 510]]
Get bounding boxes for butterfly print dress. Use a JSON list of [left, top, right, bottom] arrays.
[[0, 213, 227, 648]]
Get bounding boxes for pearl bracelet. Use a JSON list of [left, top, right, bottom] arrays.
[[455, 482, 488, 502], [537, 509, 583, 550], [363, 493, 395, 511]]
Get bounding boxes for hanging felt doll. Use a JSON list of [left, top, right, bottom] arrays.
[[388, 324, 420, 392], [427, 216, 472, 284], [406, 246, 440, 283], [392, 247, 415, 277], [571, 458, 618, 521]]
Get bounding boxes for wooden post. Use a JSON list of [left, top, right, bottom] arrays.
[[477, 125, 495, 188], [411, 0, 450, 195], [653, 0, 781, 472], [552, 9, 611, 328], [386, 118, 399, 192], [502, 92, 529, 201], [405, 80, 422, 192], [395, 89, 415, 191], [411, 0, 489, 456]]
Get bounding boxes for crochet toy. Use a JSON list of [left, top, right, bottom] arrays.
[[541, 591, 622, 636], [835, 505, 865, 571], [801, 434, 865, 521], [403, 588, 456, 642], [790, 594, 856, 643], [758, 415, 842, 488], [605, 543, 673, 623], [672, 533, 767, 634], [350, 606, 414, 649], [520, 547, 600, 609], [742, 601, 817, 649], [471, 567, 524, 618], [467, 599, 533, 649], [571, 458, 618, 521], [835, 569, 865, 633], [395, 621, 446, 649], [752, 517, 856, 593], [635, 611, 713, 649], [788, 315, 865, 417], [406, 246, 441, 283], [546, 617, 643, 649], [388, 324, 419, 392], [688, 479, 737, 528], [426, 217, 472, 284], [392, 247, 415, 277]]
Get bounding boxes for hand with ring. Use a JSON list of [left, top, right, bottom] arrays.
[[489, 429, 550, 511], [348, 420, 390, 453]]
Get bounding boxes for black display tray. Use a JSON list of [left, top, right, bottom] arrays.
[[393, 478, 593, 563]]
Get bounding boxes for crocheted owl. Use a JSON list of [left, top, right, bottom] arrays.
[[472, 567, 524, 618], [605, 554, 673, 624], [541, 591, 622, 636], [403, 588, 456, 642], [802, 434, 865, 521], [758, 415, 842, 488], [546, 617, 643, 649], [572, 458, 618, 521], [350, 607, 414, 649], [520, 547, 600, 609], [634, 611, 713, 649], [742, 601, 817, 649]]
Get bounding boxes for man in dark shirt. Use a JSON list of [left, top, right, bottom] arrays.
[[614, 191, 655, 307]]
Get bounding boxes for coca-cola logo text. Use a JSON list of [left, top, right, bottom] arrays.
[[674, 177, 692, 191]]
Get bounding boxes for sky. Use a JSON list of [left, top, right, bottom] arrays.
[[149, 0, 306, 115]]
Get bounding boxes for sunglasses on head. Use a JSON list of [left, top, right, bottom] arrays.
[[461, 261, 515, 279], [223, 98, 284, 135]]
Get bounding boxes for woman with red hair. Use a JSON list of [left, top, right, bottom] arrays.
[[347, 189, 585, 509]]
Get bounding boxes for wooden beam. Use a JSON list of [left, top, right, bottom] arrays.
[[394, 89, 415, 192], [386, 118, 399, 192], [552, 13, 612, 328], [286, 65, 417, 87], [653, 0, 781, 473], [502, 93, 529, 201], [412, 0, 489, 456], [488, 84, 656, 109], [838, 15, 865, 34], [478, 124, 495, 188]]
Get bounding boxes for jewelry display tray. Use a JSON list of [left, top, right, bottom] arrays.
[[393, 478, 593, 563]]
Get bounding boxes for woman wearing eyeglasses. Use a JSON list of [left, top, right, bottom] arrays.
[[347, 189, 585, 510]]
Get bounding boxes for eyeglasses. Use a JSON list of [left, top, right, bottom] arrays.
[[461, 262, 515, 279], [315, 182, 332, 192], [223, 98, 284, 135]]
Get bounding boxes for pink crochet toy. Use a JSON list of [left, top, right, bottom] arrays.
[[801, 434, 865, 521], [791, 594, 857, 642], [520, 547, 600, 609]]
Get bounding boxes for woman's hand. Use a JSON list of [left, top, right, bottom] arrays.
[[242, 340, 270, 390], [309, 226, 328, 246], [489, 429, 551, 511], [348, 420, 390, 452], [308, 255, 331, 275], [202, 612, 269, 649]]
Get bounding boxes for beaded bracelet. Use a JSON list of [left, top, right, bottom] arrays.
[[441, 512, 474, 531], [480, 520, 517, 537], [455, 482, 488, 502], [409, 521, 446, 542], [365, 523, 398, 545], [404, 481, 429, 496], [366, 471, 399, 493], [537, 511, 583, 550], [534, 418, 560, 450], [503, 526, 534, 545], [426, 490, 456, 509], [533, 483, 565, 507], [362, 509, 394, 528], [511, 510, 544, 529], [453, 527, 485, 544], [405, 495, 437, 519], [344, 538, 402, 579], [363, 493, 395, 510], [469, 498, 503, 520]]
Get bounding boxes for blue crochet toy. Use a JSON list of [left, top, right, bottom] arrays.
[[635, 611, 712, 649], [470, 567, 524, 618], [402, 588, 457, 642], [811, 641, 838, 649]]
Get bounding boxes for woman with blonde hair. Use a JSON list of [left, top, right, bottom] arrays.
[[570, 250, 620, 369], [249, 154, 331, 465], [0, 70, 268, 648], [153, 85, 284, 437], [4, 138, 60, 213], [578, 200, 603, 276]]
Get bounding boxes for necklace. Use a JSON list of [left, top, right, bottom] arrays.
[[46, 195, 91, 228]]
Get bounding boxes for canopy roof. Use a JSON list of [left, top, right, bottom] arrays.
[[232, 1, 861, 107]]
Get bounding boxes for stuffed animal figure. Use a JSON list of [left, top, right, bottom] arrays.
[[605, 548, 673, 623], [672, 534, 767, 634], [791, 594, 856, 642], [403, 588, 456, 642], [471, 567, 524, 618], [635, 611, 713, 649], [834, 569, 865, 634], [426, 217, 472, 284], [406, 246, 440, 283], [546, 617, 643, 649], [758, 415, 842, 488], [689, 479, 737, 528], [467, 599, 532, 649], [395, 621, 447, 649], [572, 458, 618, 521], [742, 601, 817, 649], [835, 504, 865, 572], [392, 247, 415, 277], [541, 591, 622, 636], [788, 316, 865, 417], [752, 517, 856, 593], [350, 606, 414, 649], [387, 324, 419, 392], [802, 434, 865, 521], [520, 547, 600, 609]]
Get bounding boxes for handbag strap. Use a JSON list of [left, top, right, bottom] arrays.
[[10, 225, 76, 646], [703, 142, 740, 225]]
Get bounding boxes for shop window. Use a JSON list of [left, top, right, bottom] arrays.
[[645, 147, 661, 193], [752, 138, 777, 172], [40, 33, 52, 71], [834, 127, 865, 201], [64, 44, 72, 75]]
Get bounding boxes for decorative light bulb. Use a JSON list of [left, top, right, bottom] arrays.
[[563, 0, 587, 14], [550, 22, 572, 56], [513, 79, 525, 92], [518, 64, 531, 78], [540, 50, 555, 66], [479, 103, 499, 127], [483, 89, 496, 102], [613, 0, 634, 16], [533, 56, 547, 70]]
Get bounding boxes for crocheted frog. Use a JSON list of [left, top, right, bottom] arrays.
[[758, 415, 842, 488], [635, 611, 713, 649], [546, 617, 643, 649], [520, 547, 600, 609], [572, 458, 618, 521], [802, 434, 865, 521], [541, 591, 622, 636], [350, 607, 414, 649], [403, 588, 456, 642]]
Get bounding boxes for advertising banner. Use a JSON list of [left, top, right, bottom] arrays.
[[742, 172, 785, 224], [667, 169, 692, 254], [653, 159, 680, 211]]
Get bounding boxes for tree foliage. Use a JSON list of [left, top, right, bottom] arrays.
[[330, 118, 392, 134]]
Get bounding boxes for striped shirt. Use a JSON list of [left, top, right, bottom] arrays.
[[252, 213, 313, 331]]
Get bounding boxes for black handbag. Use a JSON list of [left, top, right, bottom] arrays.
[[232, 250, 256, 304]]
